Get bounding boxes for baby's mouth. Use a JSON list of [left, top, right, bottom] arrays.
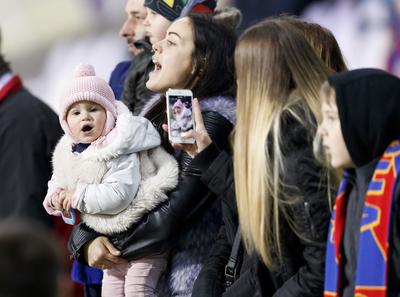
[[81, 124, 93, 133]]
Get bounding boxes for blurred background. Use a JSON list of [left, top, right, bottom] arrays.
[[1, 0, 127, 111], [1, 0, 398, 112]]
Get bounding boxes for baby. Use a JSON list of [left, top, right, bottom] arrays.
[[43, 64, 178, 296]]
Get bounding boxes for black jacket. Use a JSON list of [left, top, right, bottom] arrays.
[[0, 86, 62, 227], [68, 109, 234, 262], [121, 39, 155, 115], [192, 118, 331, 297]]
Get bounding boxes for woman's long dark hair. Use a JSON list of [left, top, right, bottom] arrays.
[[145, 14, 237, 149]]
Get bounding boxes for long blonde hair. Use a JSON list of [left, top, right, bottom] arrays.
[[233, 18, 332, 267]]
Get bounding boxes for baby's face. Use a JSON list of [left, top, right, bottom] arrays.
[[66, 101, 106, 143]]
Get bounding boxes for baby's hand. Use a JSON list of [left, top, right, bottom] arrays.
[[60, 189, 75, 211], [49, 189, 64, 211]]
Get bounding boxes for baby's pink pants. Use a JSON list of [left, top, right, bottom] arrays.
[[102, 253, 167, 297]]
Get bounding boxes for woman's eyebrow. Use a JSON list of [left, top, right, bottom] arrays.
[[168, 32, 182, 39]]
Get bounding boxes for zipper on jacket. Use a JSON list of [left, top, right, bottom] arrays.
[[304, 201, 316, 238]]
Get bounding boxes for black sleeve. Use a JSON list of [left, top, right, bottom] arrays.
[[0, 91, 62, 227], [191, 142, 237, 215], [191, 134, 241, 297], [68, 223, 101, 264], [272, 147, 331, 297], [69, 111, 233, 261], [191, 224, 231, 297]]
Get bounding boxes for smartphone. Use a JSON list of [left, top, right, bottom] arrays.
[[166, 88, 195, 144]]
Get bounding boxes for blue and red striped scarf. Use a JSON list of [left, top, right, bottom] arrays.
[[324, 140, 400, 297]]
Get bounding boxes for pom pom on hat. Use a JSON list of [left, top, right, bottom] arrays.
[[59, 63, 117, 143], [73, 64, 96, 77], [173, 99, 184, 109]]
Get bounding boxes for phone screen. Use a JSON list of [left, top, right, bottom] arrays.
[[167, 93, 194, 143]]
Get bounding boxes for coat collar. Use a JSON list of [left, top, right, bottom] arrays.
[[0, 73, 22, 104]]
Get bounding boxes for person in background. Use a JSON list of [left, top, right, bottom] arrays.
[[0, 220, 63, 297], [319, 68, 400, 297], [109, 0, 149, 102], [143, 0, 216, 45], [0, 29, 62, 226]]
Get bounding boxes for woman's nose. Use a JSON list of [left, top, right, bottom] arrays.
[[152, 41, 161, 53]]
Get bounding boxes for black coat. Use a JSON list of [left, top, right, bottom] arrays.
[[191, 119, 331, 297], [0, 86, 62, 226], [120, 39, 155, 115], [68, 109, 234, 262]]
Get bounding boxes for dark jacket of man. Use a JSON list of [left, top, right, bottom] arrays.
[[0, 73, 62, 227]]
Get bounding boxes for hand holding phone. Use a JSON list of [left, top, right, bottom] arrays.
[[166, 88, 195, 144]]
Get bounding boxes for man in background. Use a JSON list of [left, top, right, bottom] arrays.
[[0, 29, 62, 227], [109, 0, 155, 115]]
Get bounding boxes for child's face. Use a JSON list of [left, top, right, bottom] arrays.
[[146, 17, 194, 93], [66, 101, 106, 144], [143, 8, 172, 45], [174, 106, 182, 114], [318, 94, 354, 169]]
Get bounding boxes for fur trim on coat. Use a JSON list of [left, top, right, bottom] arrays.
[[82, 146, 178, 234]]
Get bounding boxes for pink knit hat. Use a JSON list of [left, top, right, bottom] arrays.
[[59, 64, 117, 143], [173, 99, 184, 109]]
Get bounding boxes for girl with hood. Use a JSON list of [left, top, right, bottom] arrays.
[[319, 68, 400, 297], [43, 64, 178, 297]]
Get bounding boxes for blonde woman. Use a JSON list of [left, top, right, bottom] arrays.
[[178, 17, 346, 297]]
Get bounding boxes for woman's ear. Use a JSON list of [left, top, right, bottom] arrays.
[[191, 63, 197, 75], [191, 64, 204, 76]]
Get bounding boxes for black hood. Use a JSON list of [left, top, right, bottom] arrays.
[[328, 68, 400, 167]]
